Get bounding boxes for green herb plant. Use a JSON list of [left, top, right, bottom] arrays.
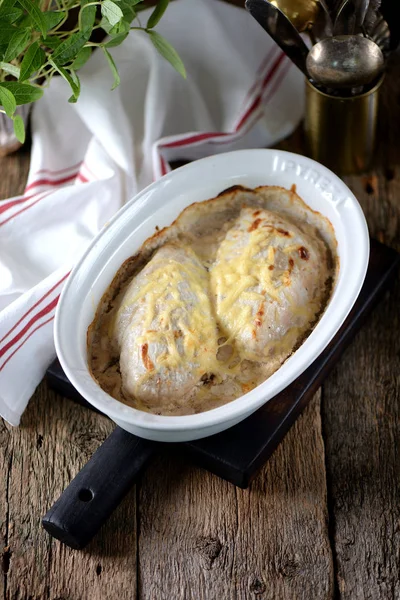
[[0, 0, 185, 144]]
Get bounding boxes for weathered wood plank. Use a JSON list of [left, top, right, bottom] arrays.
[[0, 150, 30, 600], [0, 150, 31, 202], [0, 420, 12, 600], [321, 50, 400, 599], [4, 383, 138, 600], [322, 281, 400, 600], [138, 393, 333, 600]]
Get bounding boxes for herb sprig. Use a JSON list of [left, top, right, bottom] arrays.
[[0, 0, 185, 144]]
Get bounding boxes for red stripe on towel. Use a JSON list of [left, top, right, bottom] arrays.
[[0, 295, 60, 359], [0, 315, 55, 373], [0, 272, 69, 345]]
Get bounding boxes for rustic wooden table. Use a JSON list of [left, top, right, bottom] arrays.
[[1, 47, 400, 600]]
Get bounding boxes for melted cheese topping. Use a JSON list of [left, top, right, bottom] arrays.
[[115, 244, 220, 391], [210, 208, 323, 361]]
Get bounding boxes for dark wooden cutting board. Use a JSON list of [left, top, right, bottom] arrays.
[[43, 238, 400, 549]]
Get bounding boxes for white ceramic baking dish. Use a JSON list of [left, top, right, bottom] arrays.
[[54, 149, 369, 442]]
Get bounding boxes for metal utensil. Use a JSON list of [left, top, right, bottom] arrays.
[[319, 0, 334, 29], [311, 0, 334, 41], [335, 0, 371, 34], [367, 12, 390, 55], [364, 0, 381, 29], [306, 0, 334, 42], [356, 0, 370, 28], [245, 0, 310, 77], [268, 0, 327, 45], [306, 35, 385, 88], [267, 0, 321, 32], [334, 0, 356, 35]]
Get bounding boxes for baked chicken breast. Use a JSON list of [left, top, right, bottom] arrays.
[[210, 207, 329, 361], [113, 243, 219, 409]]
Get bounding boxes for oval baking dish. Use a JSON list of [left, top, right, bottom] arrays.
[[54, 149, 369, 442]]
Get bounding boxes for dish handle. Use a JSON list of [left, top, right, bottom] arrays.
[[42, 427, 157, 549]]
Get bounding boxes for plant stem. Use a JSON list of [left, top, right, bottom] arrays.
[[57, 27, 80, 38], [49, 11, 70, 34], [78, 2, 101, 30]]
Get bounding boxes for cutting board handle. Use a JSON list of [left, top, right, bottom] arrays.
[[42, 427, 157, 549]]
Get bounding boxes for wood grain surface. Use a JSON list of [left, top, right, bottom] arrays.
[[320, 51, 400, 600], [1, 41, 400, 600]]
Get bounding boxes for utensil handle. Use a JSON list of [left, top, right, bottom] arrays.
[[245, 0, 309, 78], [42, 427, 157, 549], [334, 0, 357, 35]]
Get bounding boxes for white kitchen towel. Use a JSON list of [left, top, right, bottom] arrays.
[[0, 0, 304, 426]]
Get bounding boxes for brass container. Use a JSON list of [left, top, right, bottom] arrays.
[[304, 77, 384, 175]]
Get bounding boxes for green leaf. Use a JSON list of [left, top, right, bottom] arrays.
[[0, 6, 22, 23], [52, 30, 91, 65], [0, 0, 16, 13], [0, 84, 16, 117], [147, 0, 169, 29], [100, 0, 138, 32], [12, 113, 25, 143], [117, 0, 136, 22], [102, 46, 120, 90], [0, 24, 19, 45], [48, 57, 81, 102], [68, 69, 81, 103], [0, 60, 20, 78], [80, 0, 96, 32], [147, 30, 186, 78], [16, 0, 47, 37], [0, 81, 43, 105], [100, 15, 130, 35], [0, 0, 21, 22], [41, 35, 62, 49], [101, 0, 123, 27], [41, 10, 66, 32], [3, 28, 30, 62], [71, 46, 92, 70], [19, 41, 45, 81], [104, 32, 129, 47], [16, 13, 33, 28]]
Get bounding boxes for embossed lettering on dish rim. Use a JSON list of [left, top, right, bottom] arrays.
[[276, 157, 349, 207]]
